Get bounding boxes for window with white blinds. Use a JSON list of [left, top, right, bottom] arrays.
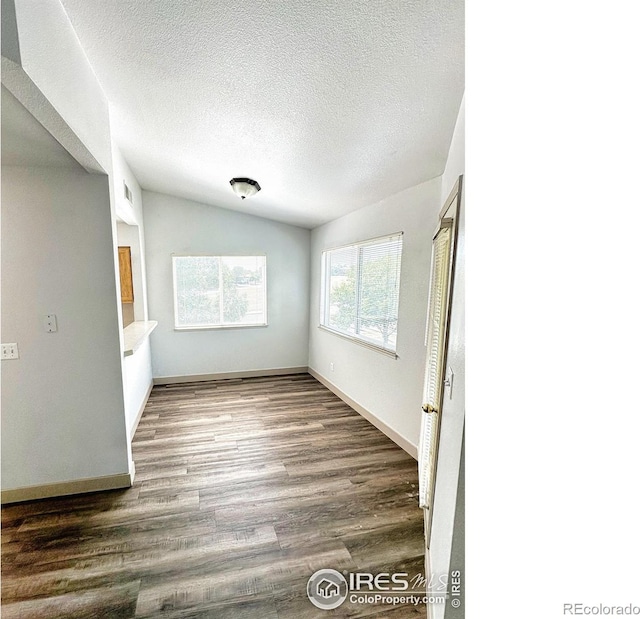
[[418, 223, 453, 511], [321, 233, 403, 354]]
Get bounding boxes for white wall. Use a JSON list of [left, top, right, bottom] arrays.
[[114, 144, 149, 322], [430, 96, 465, 619], [122, 340, 153, 438], [441, 95, 465, 199], [4, 0, 145, 475], [143, 191, 311, 379], [12, 0, 112, 172], [308, 177, 442, 451], [1, 165, 130, 490], [113, 144, 153, 441]]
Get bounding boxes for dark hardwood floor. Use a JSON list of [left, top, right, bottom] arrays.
[[1, 374, 425, 618]]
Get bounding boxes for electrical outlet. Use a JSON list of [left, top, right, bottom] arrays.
[[330, 362, 335, 372], [45, 314, 58, 333], [1, 343, 19, 360]]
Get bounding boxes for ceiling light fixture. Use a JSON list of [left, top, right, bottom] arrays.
[[229, 177, 261, 199]]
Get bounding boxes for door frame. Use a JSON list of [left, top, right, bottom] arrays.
[[423, 175, 463, 617], [424, 174, 463, 544]]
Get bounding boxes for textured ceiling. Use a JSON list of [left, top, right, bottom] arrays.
[[59, 0, 464, 228], [1, 85, 81, 169]]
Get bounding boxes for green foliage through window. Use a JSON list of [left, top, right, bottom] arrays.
[[321, 235, 402, 352], [173, 256, 266, 328]]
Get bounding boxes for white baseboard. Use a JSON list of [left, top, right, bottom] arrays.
[[153, 366, 309, 385], [1, 471, 134, 505], [131, 382, 153, 436], [308, 368, 418, 460]]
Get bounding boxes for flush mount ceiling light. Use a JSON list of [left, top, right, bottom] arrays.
[[229, 177, 261, 199]]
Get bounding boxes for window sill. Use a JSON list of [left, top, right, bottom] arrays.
[[318, 325, 398, 359], [174, 323, 268, 332], [123, 320, 158, 357]]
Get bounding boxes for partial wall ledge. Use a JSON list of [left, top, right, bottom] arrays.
[[123, 320, 157, 357], [1, 471, 134, 505]]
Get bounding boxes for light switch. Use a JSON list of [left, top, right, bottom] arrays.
[[45, 314, 58, 333], [1, 343, 19, 360]]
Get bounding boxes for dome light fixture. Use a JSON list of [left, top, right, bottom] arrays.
[[229, 177, 261, 199]]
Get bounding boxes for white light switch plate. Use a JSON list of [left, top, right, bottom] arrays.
[[1, 343, 19, 360]]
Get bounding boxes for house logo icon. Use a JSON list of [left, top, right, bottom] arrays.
[[307, 568, 348, 610]]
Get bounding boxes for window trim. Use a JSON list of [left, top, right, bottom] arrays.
[[317, 324, 399, 359], [171, 253, 268, 330], [319, 232, 403, 357], [319, 231, 404, 255]]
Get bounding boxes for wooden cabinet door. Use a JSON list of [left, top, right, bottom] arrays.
[[118, 246, 134, 303]]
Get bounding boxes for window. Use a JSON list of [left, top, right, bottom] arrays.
[[321, 233, 403, 354], [172, 255, 267, 329]]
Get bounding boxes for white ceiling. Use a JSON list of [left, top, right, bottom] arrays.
[[1, 85, 82, 169], [59, 0, 464, 228]]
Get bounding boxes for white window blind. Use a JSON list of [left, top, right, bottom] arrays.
[[172, 255, 267, 328], [321, 234, 403, 353], [418, 223, 453, 512]]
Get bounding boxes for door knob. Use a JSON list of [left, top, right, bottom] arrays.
[[422, 403, 437, 414]]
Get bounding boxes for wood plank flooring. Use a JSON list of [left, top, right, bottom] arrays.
[[1, 374, 425, 618]]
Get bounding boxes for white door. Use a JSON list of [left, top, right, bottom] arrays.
[[419, 177, 462, 548]]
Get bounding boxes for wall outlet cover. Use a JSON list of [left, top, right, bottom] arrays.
[[45, 314, 58, 333]]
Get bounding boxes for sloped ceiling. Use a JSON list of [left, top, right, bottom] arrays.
[[59, 0, 464, 228]]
